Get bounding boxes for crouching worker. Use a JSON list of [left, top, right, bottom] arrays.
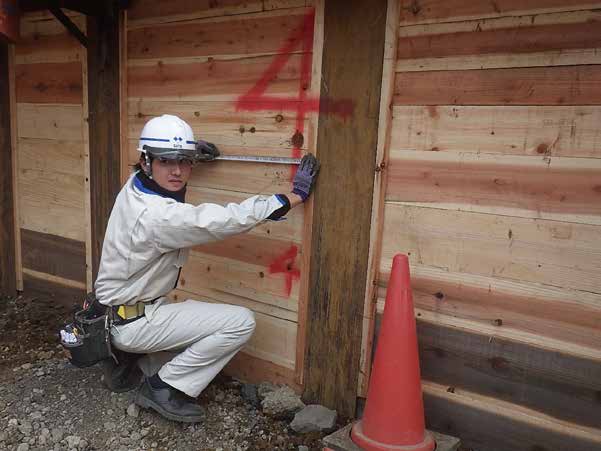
[[94, 114, 319, 422]]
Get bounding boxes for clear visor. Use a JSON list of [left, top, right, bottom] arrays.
[[143, 145, 198, 161]]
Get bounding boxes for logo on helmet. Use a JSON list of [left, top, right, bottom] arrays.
[[173, 136, 183, 149]]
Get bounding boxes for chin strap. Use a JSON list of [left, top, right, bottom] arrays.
[[144, 153, 153, 179]]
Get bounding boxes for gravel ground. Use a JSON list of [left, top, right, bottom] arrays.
[[0, 293, 328, 451]]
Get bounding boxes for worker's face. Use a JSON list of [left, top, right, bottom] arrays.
[[145, 157, 193, 191]]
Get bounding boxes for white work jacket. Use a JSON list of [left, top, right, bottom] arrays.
[[95, 173, 285, 306]]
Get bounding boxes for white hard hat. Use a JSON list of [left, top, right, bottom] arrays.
[[138, 114, 197, 160]]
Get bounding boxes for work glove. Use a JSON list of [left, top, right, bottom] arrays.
[[195, 140, 220, 162], [292, 153, 320, 202]]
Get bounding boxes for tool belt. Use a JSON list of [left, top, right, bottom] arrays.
[[115, 303, 146, 322], [113, 298, 158, 325]]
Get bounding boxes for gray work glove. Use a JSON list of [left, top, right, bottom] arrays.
[[292, 153, 320, 201], [195, 140, 220, 162]]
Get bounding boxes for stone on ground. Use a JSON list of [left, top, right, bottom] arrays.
[[240, 383, 260, 408], [257, 381, 277, 400], [290, 404, 337, 433], [261, 386, 305, 420]]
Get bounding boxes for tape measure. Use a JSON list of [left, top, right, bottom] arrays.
[[214, 155, 301, 165]]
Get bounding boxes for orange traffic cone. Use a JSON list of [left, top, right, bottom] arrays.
[[351, 254, 435, 451]]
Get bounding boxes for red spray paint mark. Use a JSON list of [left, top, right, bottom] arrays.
[[269, 245, 301, 297], [235, 10, 354, 180]]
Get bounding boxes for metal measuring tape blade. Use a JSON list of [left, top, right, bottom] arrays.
[[214, 155, 301, 165]]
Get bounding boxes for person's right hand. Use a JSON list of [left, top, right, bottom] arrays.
[[292, 153, 320, 201]]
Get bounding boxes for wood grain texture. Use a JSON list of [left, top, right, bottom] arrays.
[[404, 288, 600, 359], [8, 45, 22, 291], [18, 138, 84, 176], [128, 100, 306, 152], [193, 232, 301, 265], [423, 382, 601, 451], [127, 0, 313, 26], [0, 43, 17, 296], [20, 12, 85, 38], [396, 47, 601, 72], [16, 30, 84, 64], [22, 272, 85, 308], [359, 0, 401, 397], [16, 103, 84, 140], [83, 36, 93, 290], [119, 11, 130, 186], [127, 0, 263, 25], [294, 0, 324, 387], [413, 321, 601, 429], [398, 19, 601, 60], [394, 65, 601, 106], [15, 62, 83, 104], [386, 151, 601, 222], [173, 282, 298, 321], [87, 4, 123, 281], [390, 105, 601, 158], [188, 158, 293, 195], [381, 204, 601, 294], [398, 9, 601, 37], [398, 0, 601, 25], [396, 11, 601, 71], [375, 264, 601, 364], [382, 2, 601, 449], [21, 229, 86, 283], [128, 10, 310, 59], [183, 245, 302, 306], [128, 54, 303, 101], [224, 350, 300, 393], [303, 0, 386, 418], [18, 169, 85, 241]]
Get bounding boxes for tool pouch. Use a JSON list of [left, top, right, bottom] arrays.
[[59, 292, 115, 368]]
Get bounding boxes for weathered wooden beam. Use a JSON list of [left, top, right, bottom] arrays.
[[86, 0, 122, 282], [303, 0, 387, 418], [0, 42, 17, 297], [49, 6, 88, 48], [20, 1, 108, 16], [21, 0, 129, 16]]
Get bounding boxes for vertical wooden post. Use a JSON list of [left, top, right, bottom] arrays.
[[87, 1, 122, 282], [303, 0, 388, 418], [0, 41, 17, 297]]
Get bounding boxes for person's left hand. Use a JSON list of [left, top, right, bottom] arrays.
[[195, 140, 220, 162]]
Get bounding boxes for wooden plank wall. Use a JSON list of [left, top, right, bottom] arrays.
[[126, 0, 317, 388], [0, 41, 17, 297], [372, 1, 601, 450], [14, 11, 87, 301]]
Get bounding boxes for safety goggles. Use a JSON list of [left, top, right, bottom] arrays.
[[155, 157, 195, 168]]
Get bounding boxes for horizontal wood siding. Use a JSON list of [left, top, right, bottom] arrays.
[[15, 12, 87, 289], [127, 3, 316, 376], [20, 229, 86, 283], [374, 1, 601, 449]]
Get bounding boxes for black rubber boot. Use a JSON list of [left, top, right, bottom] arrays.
[[101, 350, 143, 393], [135, 378, 204, 423]]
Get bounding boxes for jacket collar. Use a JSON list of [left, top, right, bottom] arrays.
[[134, 170, 186, 203]]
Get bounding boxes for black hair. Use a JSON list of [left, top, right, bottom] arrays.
[[133, 154, 151, 173]]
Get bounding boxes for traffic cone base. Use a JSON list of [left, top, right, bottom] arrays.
[[351, 421, 435, 451]]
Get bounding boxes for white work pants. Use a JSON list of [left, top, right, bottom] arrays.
[[110, 297, 256, 397]]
